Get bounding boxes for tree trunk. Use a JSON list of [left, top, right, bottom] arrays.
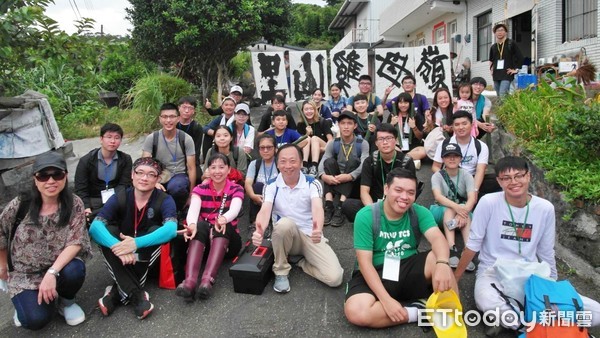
[[216, 61, 223, 103]]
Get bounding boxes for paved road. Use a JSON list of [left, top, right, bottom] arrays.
[[1, 119, 599, 337]]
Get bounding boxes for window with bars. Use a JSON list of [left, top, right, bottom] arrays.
[[563, 0, 598, 42], [477, 11, 492, 61]]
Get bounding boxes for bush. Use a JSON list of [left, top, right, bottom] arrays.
[[123, 73, 194, 134]]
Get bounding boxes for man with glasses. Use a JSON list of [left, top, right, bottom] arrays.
[[453, 156, 600, 335], [89, 157, 178, 320], [382, 75, 430, 118], [75, 123, 133, 224], [176, 97, 204, 183], [489, 23, 523, 97], [341, 123, 415, 222], [346, 75, 384, 117], [470, 77, 496, 139], [142, 103, 196, 212]]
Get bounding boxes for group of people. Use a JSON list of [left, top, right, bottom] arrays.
[[1, 70, 599, 337]]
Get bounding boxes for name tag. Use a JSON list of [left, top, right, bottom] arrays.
[[401, 138, 410, 151], [382, 252, 401, 282], [496, 59, 505, 70], [101, 188, 115, 204]]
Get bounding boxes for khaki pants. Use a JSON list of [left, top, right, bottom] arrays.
[[271, 217, 343, 287]]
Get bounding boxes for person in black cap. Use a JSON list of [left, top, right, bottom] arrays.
[[429, 142, 477, 272], [89, 157, 178, 320], [0, 151, 92, 330], [317, 111, 369, 227], [489, 23, 523, 97], [470, 77, 496, 138]]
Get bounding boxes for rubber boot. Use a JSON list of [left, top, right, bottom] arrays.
[[175, 240, 205, 301], [196, 237, 229, 300]]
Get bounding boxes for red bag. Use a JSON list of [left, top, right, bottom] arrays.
[[158, 243, 176, 289]]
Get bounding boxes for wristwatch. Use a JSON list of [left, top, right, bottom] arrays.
[[47, 267, 60, 277]]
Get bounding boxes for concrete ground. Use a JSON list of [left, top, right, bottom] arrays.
[[1, 112, 599, 337]]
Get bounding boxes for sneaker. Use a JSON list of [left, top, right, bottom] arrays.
[[324, 204, 334, 225], [408, 298, 427, 310], [131, 290, 154, 320], [330, 206, 345, 227], [13, 311, 21, 327], [273, 275, 290, 293], [98, 284, 121, 316], [58, 298, 86, 326], [485, 324, 504, 337], [308, 165, 318, 177], [301, 167, 309, 175], [413, 159, 421, 170], [449, 246, 460, 268], [466, 261, 477, 272]]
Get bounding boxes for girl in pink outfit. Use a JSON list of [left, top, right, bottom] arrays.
[[454, 83, 478, 137]]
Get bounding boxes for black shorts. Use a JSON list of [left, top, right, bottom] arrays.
[[345, 251, 432, 302]]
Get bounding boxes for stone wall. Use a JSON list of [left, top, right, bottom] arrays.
[[491, 120, 600, 270]]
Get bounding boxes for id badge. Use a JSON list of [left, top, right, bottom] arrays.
[[401, 138, 410, 151], [101, 188, 115, 204], [382, 252, 401, 282], [496, 59, 505, 69]]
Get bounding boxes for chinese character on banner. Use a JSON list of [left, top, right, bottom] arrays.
[[374, 48, 415, 100], [415, 45, 450, 92], [251, 52, 289, 104], [330, 49, 367, 97], [289, 51, 328, 102]]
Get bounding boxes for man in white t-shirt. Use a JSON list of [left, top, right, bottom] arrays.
[[252, 144, 343, 293], [432, 110, 488, 194], [454, 156, 600, 336]]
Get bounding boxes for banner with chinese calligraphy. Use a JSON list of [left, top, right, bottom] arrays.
[[288, 51, 328, 102], [329, 49, 368, 99], [375, 44, 452, 99], [251, 52, 290, 104]]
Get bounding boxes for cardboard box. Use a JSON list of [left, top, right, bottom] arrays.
[[229, 239, 274, 295]]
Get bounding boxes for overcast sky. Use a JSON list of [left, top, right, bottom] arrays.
[[45, 0, 328, 36]]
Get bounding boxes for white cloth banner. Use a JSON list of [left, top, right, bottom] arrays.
[[329, 48, 368, 99], [289, 50, 328, 102], [251, 52, 289, 104]]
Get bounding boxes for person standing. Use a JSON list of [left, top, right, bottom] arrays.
[[489, 23, 523, 97]]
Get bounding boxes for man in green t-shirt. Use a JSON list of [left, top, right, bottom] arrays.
[[344, 167, 457, 328]]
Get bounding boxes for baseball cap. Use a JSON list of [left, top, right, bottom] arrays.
[[470, 77, 487, 87], [33, 151, 67, 173], [230, 85, 243, 95], [337, 110, 356, 122], [441, 143, 462, 158], [235, 103, 250, 115]]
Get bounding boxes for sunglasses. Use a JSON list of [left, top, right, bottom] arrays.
[[35, 171, 67, 182]]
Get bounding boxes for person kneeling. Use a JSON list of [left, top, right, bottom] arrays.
[[176, 153, 244, 301], [344, 168, 457, 328]]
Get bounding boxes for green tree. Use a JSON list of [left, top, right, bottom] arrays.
[[127, 0, 291, 100], [288, 3, 342, 50]]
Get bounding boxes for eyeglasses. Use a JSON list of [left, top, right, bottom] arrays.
[[498, 171, 528, 183], [35, 171, 66, 182], [359, 82, 372, 86], [403, 81, 415, 85], [134, 170, 158, 179], [259, 146, 275, 151], [160, 115, 178, 120], [376, 136, 395, 143], [179, 105, 195, 110]]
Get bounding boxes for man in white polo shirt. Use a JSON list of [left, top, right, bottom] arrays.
[[252, 144, 344, 293]]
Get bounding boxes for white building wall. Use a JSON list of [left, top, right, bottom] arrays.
[[536, 0, 600, 73]]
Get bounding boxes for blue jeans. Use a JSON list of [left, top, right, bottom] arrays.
[[494, 80, 511, 97], [12, 259, 86, 330]]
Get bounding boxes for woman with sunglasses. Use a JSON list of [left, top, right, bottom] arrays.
[[0, 152, 92, 330], [245, 134, 279, 230], [176, 153, 244, 301]]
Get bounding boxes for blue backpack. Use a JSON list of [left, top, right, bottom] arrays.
[[520, 274, 589, 337]]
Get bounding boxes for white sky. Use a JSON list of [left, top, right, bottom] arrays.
[[45, 0, 327, 36]]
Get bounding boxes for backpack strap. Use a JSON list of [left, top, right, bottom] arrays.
[[474, 138, 481, 156], [177, 129, 187, 158], [152, 131, 159, 159], [371, 200, 421, 248], [333, 138, 341, 158], [8, 195, 31, 272], [152, 191, 167, 217], [252, 159, 263, 183]]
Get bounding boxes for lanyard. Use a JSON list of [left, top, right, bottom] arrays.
[[133, 198, 148, 237], [379, 151, 397, 184], [506, 198, 530, 255], [104, 160, 114, 189], [209, 181, 229, 222], [162, 131, 178, 162], [460, 138, 473, 164], [497, 41, 505, 59], [341, 142, 354, 161], [262, 160, 275, 182]]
